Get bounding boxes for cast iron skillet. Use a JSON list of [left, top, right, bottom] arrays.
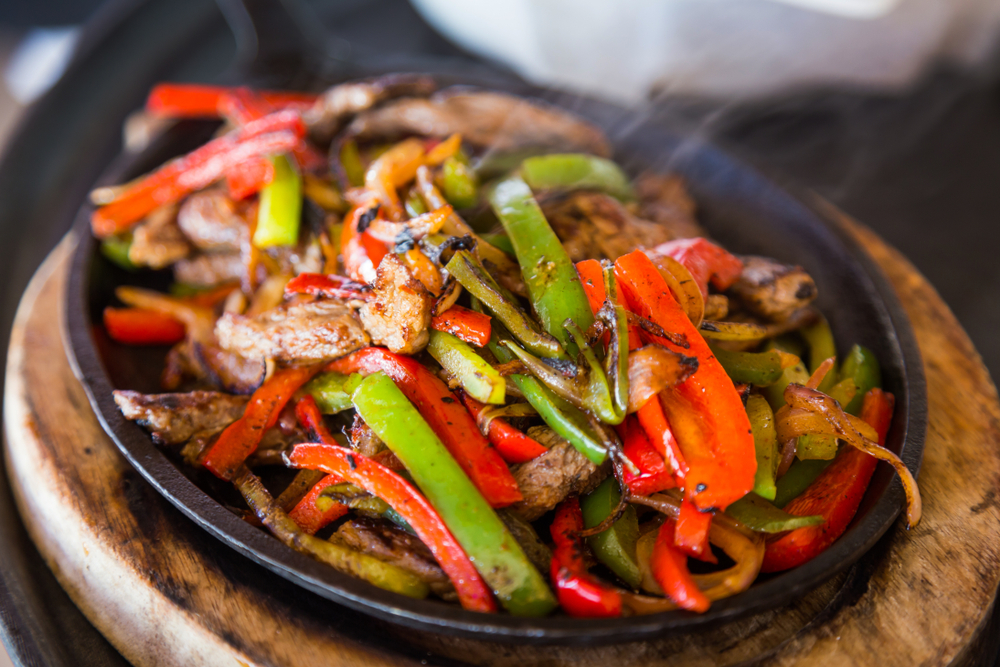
[[64, 70, 926, 644]]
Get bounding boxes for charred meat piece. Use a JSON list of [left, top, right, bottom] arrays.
[[540, 191, 674, 263], [176, 189, 249, 252], [128, 204, 190, 269], [348, 414, 387, 458], [174, 252, 245, 287], [216, 299, 370, 364], [192, 342, 266, 395], [113, 390, 248, 445], [335, 517, 456, 601], [359, 254, 432, 355], [634, 173, 705, 240], [303, 74, 436, 142], [346, 90, 611, 157], [509, 427, 608, 521], [729, 256, 818, 322]]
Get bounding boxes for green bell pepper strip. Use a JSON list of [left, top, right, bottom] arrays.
[[800, 315, 838, 393], [724, 492, 823, 533], [499, 323, 622, 425], [351, 373, 557, 616], [773, 458, 834, 508], [445, 249, 565, 359], [101, 234, 137, 271], [302, 371, 364, 414], [440, 156, 478, 209], [486, 323, 608, 465], [232, 466, 429, 599], [796, 378, 857, 461], [763, 337, 810, 411], [426, 329, 505, 404], [521, 154, 636, 202], [253, 154, 301, 248], [404, 190, 427, 217], [479, 232, 515, 256], [710, 344, 786, 387], [839, 344, 881, 415], [496, 262, 628, 425], [489, 174, 594, 354], [339, 139, 365, 187], [746, 395, 779, 501], [581, 478, 642, 589]]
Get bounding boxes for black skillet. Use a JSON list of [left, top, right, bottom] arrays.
[[63, 0, 926, 646]]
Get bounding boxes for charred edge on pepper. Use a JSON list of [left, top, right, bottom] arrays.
[[357, 205, 380, 233]]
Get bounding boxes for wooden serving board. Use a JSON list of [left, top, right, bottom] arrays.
[[4, 218, 1000, 667]]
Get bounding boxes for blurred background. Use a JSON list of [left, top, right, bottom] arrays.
[[0, 0, 997, 665]]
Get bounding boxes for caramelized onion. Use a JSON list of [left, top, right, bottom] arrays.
[[626, 345, 699, 414], [649, 254, 704, 327], [631, 511, 764, 608], [781, 384, 921, 528], [115, 285, 215, 342]]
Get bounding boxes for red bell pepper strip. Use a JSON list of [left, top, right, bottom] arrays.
[[284, 273, 371, 300], [616, 250, 756, 511], [91, 110, 305, 237], [287, 442, 497, 613], [201, 364, 320, 480], [636, 398, 688, 485], [616, 416, 675, 496], [430, 305, 492, 348], [549, 498, 622, 618], [650, 518, 710, 612], [459, 393, 547, 464], [761, 388, 894, 573], [341, 203, 390, 284], [145, 83, 317, 118], [287, 473, 346, 535], [650, 238, 744, 299], [325, 348, 522, 507], [103, 307, 186, 346], [225, 155, 275, 200], [675, 499, 715, 563], [218, 87, 325, 172], [286, 396, 349, 535]]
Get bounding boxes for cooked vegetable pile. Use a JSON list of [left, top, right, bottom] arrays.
[[95, 79, 920, 617]]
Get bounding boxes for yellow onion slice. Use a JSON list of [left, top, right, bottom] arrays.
[[781, 384, 921, 528], [626, 345, 699, 414]]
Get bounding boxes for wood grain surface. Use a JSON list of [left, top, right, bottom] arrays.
[[4, 221, 999, 667]]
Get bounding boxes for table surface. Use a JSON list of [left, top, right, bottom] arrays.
[[0, 0, 998, 665]]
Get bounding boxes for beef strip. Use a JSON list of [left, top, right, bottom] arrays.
[[303, 74, 437, 142], [173, 252, 245, 287], [113, 390, 248, 445], [335, 517, 456, 601], [359, 254, 432, 355], [191, 342, 266, 395], [345, 90, 611, 157], [729, 255, 818, 322], [509, 427, 608, 521], [127, 204, 190, 269], [540, 191, 674, 263], [634, 173, 705, 240], [176, 189, 249, 252], [215, 299, 370, 364]]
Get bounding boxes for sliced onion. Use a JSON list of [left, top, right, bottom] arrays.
[[783, 384, 921, 528], [626, 345, 699, 414], [649, 254, 704, 328], [364, 204, 452, 244], [805, 357, 836, 389], [631, 511, 764, 606], [474, 403, 537, 436], [115, 285, 215, 342]]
